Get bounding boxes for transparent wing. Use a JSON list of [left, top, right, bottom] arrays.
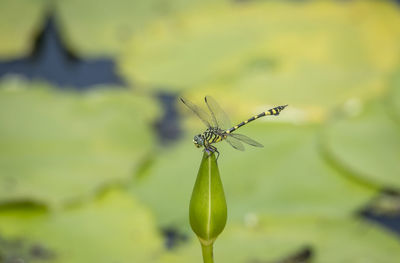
[[225, 136, 245, 151], [180, 97, 212, 128], [228, 133, 263, 147], [204, 96, 232, 129]]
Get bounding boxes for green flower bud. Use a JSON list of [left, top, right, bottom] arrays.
[[189, 152, 227, 247]]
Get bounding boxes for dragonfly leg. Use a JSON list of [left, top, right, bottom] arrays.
[[215, 148, 220, 161], [205, 145, 219, 160], [204, 147, 212, 156]]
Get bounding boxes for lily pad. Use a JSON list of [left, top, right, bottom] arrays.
[[131, 122, 374, 232], [219, 123, 375, 219], [130, 140, 199, 232], [0, 77, 160, 207], [0, 0, 47, 57], [160, 216, 400, 263], [0, 189, 163, 263], [387, 69, 400, 123], [322, 98, 400, 190], [121, 1, 400, 112], [56, 0, 225, 56]]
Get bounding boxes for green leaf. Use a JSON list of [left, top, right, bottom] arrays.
[[160, 216, 400, 263], [0, 77, 160, 207], [190, 152, 227, 245], [121, 0, 400, 112], [130, 140, 199, 232], [56, 0, 226, 55], [0, 0, 47, 57], [219, 123, 375, 219], [387, 69, 400, 124], [321, 98, 400, 189], [0, 189, 163, 263]]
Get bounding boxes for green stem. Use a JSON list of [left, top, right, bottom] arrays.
[[201, 243, 214, 263]]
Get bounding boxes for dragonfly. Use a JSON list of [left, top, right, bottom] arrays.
[[180, 96, 288, 159]]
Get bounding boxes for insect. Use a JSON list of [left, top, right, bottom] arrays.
[[180, 96, 287, 159]]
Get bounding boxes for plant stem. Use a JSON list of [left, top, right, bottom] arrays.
[[201, 243, 214, 263]]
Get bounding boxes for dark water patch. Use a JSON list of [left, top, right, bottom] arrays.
[[161, 227, 188, 250], [0, 13, 124, 90], [249, 246, 313, 263], [360, 189, 400, 236], [29, 243, 55, 260], [0, 235, 55, 262], [154, 92, 183, 145]]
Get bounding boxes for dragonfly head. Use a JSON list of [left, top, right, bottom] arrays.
[[193, 134, 204, 148]]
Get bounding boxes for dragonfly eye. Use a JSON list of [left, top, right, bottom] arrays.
[[193, 135, 203, 148]]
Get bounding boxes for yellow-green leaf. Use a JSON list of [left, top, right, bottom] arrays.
[[0, 189, 163, 263], [0, 0, 47, 57], [121, 0, 400, 117], [322, 98, 400, 189], [0, 77, 160, 207], [160, 216, 400, 263]]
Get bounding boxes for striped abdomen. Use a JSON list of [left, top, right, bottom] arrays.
[[225, 104, 288, 134]]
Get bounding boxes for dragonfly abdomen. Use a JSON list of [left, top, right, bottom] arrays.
[[225, 104, 288, 134]]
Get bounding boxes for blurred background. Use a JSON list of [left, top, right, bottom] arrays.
[[0, 0, 400, 262]]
